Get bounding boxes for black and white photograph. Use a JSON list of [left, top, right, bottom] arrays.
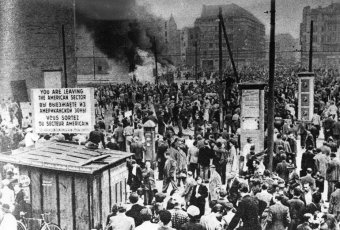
[[0, 0, 339, 229]]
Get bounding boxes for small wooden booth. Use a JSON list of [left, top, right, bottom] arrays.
[[0, 141, 133, 230]]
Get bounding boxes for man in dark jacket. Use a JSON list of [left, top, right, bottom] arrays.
[[332, 117, 340, 147], [301, 146, 316, 177], [276, 154, 290, 184], [323, 115, 334, 142], [198, 140, 215, 183], [287, 188, 305, 230], [189, 176, 208, 217], [162, 151, 178, 193], [126, 193, 145, 227], [227, 183, 266, 230]]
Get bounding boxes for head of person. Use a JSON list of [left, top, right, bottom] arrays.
[[196, 176, 202, 185], [312, 192, 322, 204], [140, 208, 152, 222], [252, 159, 260, 169], [293, 187, 302, 197], [306, 168, 313, 175], [238, 183, 249, 195], [330, 153, 336, 159], [94, 124, 100, 131], [145, 161, 151, 169], [129, 192, 139, 204], [210, 165, 216, 173], [277, 133, 282, 139], [281, 154, 287, 162], [303, 183, 311, 193], [158, 210, 172, 226], [186, 205, 200, 220], [111, 204, 118, 215], [211, 204, 224, 219], [247, 137, 252, 143], [187, 171, 193, 178], [165, 151, 171, 159]]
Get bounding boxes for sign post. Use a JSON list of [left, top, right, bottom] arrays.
[[31, 88, 95, 134], [298, 72, 315, 121], [239, 82, 266, 152]]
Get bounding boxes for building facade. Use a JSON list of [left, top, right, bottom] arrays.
[[161, 15, 181, 66], [193, 4, 266, 71], [300, 3, 340, 67]]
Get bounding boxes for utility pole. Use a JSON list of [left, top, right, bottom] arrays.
[[267, 0, 276, 172], [218, 8, 224, 130], [62, 25, 68, 88], [195, 41, 198, 83], [93, 43, 96, 80], [219, 13, 239, 83], [309, 20, 314, 72], [153, 37, 158, 85]]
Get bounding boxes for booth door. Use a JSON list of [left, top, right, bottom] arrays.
[[43, 71, 62, 88]]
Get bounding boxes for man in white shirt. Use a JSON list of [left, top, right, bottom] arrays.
[[303, 183, 313, 206], [0, 204, 17, 230]]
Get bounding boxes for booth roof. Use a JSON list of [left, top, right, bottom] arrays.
[[0, 141, 133, 174]]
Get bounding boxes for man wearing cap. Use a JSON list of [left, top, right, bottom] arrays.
[[198, 140, 214, 182], [162, 151, 178, 193], [326, 153, 340, 201], [180, 205, 206, 230], [209, 164, 222, 202], [126, 193, 145, 227]]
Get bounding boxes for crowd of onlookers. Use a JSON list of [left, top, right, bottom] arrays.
[[0, 64, 340, 230]]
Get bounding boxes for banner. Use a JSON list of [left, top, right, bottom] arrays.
[[31, 88, 95, 133]]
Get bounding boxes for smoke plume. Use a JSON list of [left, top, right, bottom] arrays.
[[76, 0, 166, 72]]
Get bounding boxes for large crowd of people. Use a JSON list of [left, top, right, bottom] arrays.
[[0, 64, 339, 229]]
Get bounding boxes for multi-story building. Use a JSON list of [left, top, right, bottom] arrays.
[[300, 3, 340, 67], [161, 15, 181, 66], [193, 4, 266, 71]]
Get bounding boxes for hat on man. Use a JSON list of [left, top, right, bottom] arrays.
[[155, 193, 167, 203], [186, 205, 200, 217]]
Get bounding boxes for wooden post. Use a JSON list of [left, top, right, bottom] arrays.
[[267, 0, 276, 172], [93, 43, 96, 80], [195, 41, 198, 83], [153, 37, 159, 85], [62, 25, 68, 88], [309, 20, 313, 72]]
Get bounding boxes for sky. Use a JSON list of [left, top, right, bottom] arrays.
[[139, 0, 334, 38]]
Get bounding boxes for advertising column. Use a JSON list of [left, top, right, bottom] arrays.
[[297, 72, 315, 121], [239, 83, 266, 152]]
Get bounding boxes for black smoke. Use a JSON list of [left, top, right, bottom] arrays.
[[76, 0, 166, 72]]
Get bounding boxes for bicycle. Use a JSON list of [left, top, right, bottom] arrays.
[[17, 212, 61, 230]]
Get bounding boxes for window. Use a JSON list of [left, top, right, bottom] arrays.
[[97, 66, 103, 72]]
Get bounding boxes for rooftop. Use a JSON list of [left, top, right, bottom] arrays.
[[0, 141, 133, 174], [200, 3, 263, 25]]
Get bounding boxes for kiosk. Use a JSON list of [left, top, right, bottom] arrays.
[[238, 82, 266, 152], [143, 120, 156, 164], [0, 141, 133, 230]]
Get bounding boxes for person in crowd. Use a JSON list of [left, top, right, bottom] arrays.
[[157, 137, 169, 180], [142, 161, 156, 205], [209, 165, 222, 202], [288, 188, 306, 230], [198, 140, 214, 183], [256, 183, 273, 207], [265, 194, 291, 230], [313, 148, 328, 180], [302, 183, 313, 206], [181, 171, 195, 206], [109, 204, 135, 230], [189, 176, 208, 217], [136, 208, 159, 230], [130, 137, 145, 166], [126, 193, 145, 227], [162, 151, 178, 193], [157, 210, 174, 230], [323, 114, 334, 142], [326, 153, 340, 201], [180, 205, 206, 230], [106, 204, 118, 227], [187, 141, 199, 178], [24, 127, 39, 147], [300, 168, 316, 190], [296, 214, 313, 230], [305, 192, 321, 215], [329, 181, 340, 222], [127, 160, 143, 193], [86, 124, 106, 149], [301, 146, 316, 177], [227, 183, 266, 230], [106, 136, 120, 150], [276, 154, 290, 184], [124, 122, 134, 153], [170, 201, 189, 229], [200, 203, 223, 230], [0, 203, 17, 230], [213, 142, 227, 184]]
